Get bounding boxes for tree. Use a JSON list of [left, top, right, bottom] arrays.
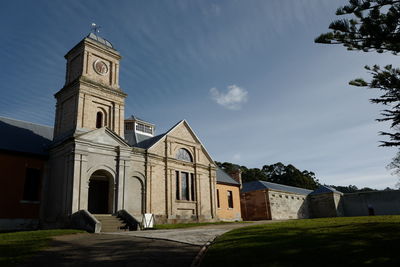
[[241, 167, 268, 182], [216, 161, 319, 189], [262, 163, 320, 190], [315, 0, 400, 173], [215, 161, 240, 174]]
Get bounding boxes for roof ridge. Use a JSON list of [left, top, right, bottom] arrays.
[[260, 180, 312, 191], [0, 116, 53, 129]]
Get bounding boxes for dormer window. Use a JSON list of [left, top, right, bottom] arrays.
[[136, 123, 153, 135], [176, 148, 193, 162]]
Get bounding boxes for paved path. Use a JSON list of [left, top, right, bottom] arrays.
[[18, 221, 280, 267], [104, 220, 274, 245]]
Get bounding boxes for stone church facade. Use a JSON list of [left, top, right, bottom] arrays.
[[0, 33, 243, 232], [40, 34, 219, 229]]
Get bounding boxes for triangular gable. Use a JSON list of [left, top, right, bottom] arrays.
[[148, 120, 215, 164], [75, 127, 130, 147]]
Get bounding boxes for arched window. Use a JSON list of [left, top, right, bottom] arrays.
[[96, 112, 103, 128], [176, 148, 193, 162]]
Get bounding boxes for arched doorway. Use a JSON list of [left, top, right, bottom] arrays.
[[88, 170, 114, 214]]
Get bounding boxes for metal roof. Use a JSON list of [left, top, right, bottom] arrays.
[[133, 133, 166, 149], [241, 180, 313, 195], [87, 33, 114, 48], [125, 131, 153, 147], [310, 185, 343, 195], [0, 116, 53, 156], [216, 168, 240, 185], [125, 115, 155, 126]]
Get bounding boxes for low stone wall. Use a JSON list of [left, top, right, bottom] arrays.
[[268, 190, 309, 220], [343, 190, 400, 217]]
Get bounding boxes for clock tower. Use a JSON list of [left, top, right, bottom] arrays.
[[53, 33, 127, 139]]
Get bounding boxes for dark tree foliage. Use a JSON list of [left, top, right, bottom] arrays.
[[241, 167, 269, 182], [315, 0, 400, 54], [215, 161, 240, 174], [351, 65, 400, 146], [328, 184, 378, 193], [315, 0, 400, 173], [216, 161, 319, 190], [262, 163, 320, 190]]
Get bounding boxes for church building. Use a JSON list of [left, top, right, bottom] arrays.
[[0, 33, 241, 232]]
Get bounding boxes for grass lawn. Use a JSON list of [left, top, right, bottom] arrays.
[[0, 229, 84, 266], [154, 221, 251, 229], [201, 216, 400, 266]]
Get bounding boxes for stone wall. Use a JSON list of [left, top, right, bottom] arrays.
[[268, 190, 309, 220], [343, 190, 400, 217], [309, 192, 343, 218]]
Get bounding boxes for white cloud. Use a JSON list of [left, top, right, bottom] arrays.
[[233, 153, 241, 161], [210, 84, 248, 110]]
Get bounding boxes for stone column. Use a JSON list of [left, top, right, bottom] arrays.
[[72, 149, 88, 213], [116, 147, 130, 211]]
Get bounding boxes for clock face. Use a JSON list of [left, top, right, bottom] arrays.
[[93, 59, 108, 75]]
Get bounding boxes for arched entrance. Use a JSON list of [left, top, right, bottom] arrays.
[[88, 170, 114, 214]]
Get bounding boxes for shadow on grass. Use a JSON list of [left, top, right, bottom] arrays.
[[12, 234, 199, 267], [202, 217, 400, 267], [0, 229, 83, 266]]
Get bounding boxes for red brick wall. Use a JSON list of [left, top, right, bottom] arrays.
[[240, 190, 271, 220], [0, 152, 46, 219]]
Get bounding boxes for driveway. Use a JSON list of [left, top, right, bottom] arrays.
[[105, 220, 273, 245], [17, 220, 277, 267]]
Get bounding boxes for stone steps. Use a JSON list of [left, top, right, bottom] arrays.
[[93, 214, 129, 232]]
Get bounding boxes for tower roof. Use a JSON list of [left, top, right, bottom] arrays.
[[125, 115, 155, 126], [87, 33, 114, 49]]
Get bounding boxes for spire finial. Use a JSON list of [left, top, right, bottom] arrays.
[[91, 23, 101, 34]]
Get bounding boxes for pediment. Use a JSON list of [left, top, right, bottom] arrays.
[[168, 121, 199, 144], [148, 120, 215, 165], [75, 127, 130, 147]]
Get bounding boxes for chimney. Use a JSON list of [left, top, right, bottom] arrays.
[[229, 169, 242, 188]]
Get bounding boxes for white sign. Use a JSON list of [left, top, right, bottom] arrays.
[[142, 213, 154, 229]]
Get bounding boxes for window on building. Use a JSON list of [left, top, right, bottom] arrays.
[[181, 172, 189, 200], [176, 148, 193, 162], [190, 173, 195, 201], [176, 171, 195, 201], [227, 190, 233, 208], [217, 189, 220, 208], [136, 123, 153, 134], [125, 122, 134, 130], [176, 171, 180, 200], [96, 112, 103, 128], [23, 168, 41, 201]]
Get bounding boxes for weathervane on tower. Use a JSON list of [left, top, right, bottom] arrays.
[[91, 23, 101, 34]]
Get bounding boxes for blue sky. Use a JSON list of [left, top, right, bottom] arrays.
[[0, 0, 397, 189]]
